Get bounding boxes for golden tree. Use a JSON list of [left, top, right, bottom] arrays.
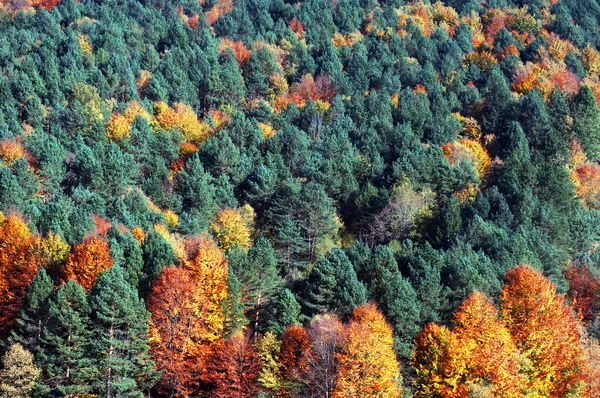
[[334, 303, 401, 398]]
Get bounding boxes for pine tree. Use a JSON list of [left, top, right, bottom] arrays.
[[36, 280, 94, 397], [10, 269, 53, 354], [89, 266, 157, 397], [298, 248, 367, 320], [266, 288, 302, 335]]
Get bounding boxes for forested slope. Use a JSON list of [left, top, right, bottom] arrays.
[[0, 0, 599, 396]]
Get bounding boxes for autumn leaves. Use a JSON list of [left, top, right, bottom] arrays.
[[413, 265, 598, 397]]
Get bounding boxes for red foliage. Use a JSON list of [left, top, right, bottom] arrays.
[[0, 215, 40, 337], [188, 14, 199, 30], [204, 330, 259, 397], [564, 264, 600, 321], [220, 38, 252, 66], [549, 70, 580, 95], [413, 84, 427, 95], [274, 74, 336, 111], [31, 0, 61, 10], [289, 18, 304, 37], [148, 267, 207, 397], [280, 325, 309, 383], [91, 214, 112, 238]]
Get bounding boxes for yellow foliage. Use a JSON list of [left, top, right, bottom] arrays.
[[163, 210, 179, 228], [153, 224, 186, 261], [137, 70, 152, 90], [78, 34, 92, 54], [391, 93, 399, 108], [35, 232, 70, 268], [0, 141, 26, 166], [106, 113, 131, 141], [442, 139, 491, 179], [153, 102, 212, 144], [182, 235, 229, 341], [334, 304, 401, 398], [210, 208, 253, 251], [131, 226, 145, 244], [258, 122, 277, 139]]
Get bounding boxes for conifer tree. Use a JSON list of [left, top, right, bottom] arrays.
[[89, 266, 157, 397]]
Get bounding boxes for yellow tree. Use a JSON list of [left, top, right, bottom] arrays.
[[500, 266, 584, 397], [334, 303, 401, 398], [210, 208, 253, 251], [182, 235, 229, 340]]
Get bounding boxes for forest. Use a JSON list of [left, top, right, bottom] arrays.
[[0, 0, 600, 396]]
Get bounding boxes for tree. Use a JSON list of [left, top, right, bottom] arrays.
[[89, 266, 157, 397], [298, 248, 367, 320], [334, 303, 401, 398], [147, 266, 208, 397], [571, 86, 600, 159], [204, 330, 259, 398], [0, 215, 41, 337], [0, 344, 40, 398], [210, 208, 253, 251], [451, 292, 525, 397], [10, 269, 53, 354], [500, 266, 584, 397], [61, 237, 113, 292], [279, 325, 310, 393], [303, 314, 344, 398], [183, 235, 229, 341], [141, 230, 177, 289], [37, 280, 94, 397], [266, 288, 302, 335], [256, 332, 282, 393]]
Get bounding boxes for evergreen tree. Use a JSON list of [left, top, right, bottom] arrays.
[[36, 281, 93, 397], [89, 266, 157, 397]]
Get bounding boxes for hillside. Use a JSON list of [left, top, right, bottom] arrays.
[[0, 0, 599, 396]]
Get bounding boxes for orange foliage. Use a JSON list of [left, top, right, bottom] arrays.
[[274, 74, 336, 112], [512, 64, 540, 94], [182, 235, 229, 341], [498, 45, 520, 59], [452, 292, 525, 396], [412, 292, 524, 397], [148, 266, 208, 397], [0, 140, 26, 166], [334, 303, 401, 398], [464, 51, 498, 72], [280, 325, 309, 384], [564, 264, 600, 322], [571, 163, 600, 208], [131, 226, 145, 244], [500, 265, 584, 397], [220, 38, 252, 66], [60, 237, 113, 291], [442, 139, 491, 179], [289, 18, 304, 38], [413, 84, 427, 95], [204, 330, 259, 397], [0, 215, 41, 336], [205, 0, 233, 26], [106, 113, 131, 141]]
